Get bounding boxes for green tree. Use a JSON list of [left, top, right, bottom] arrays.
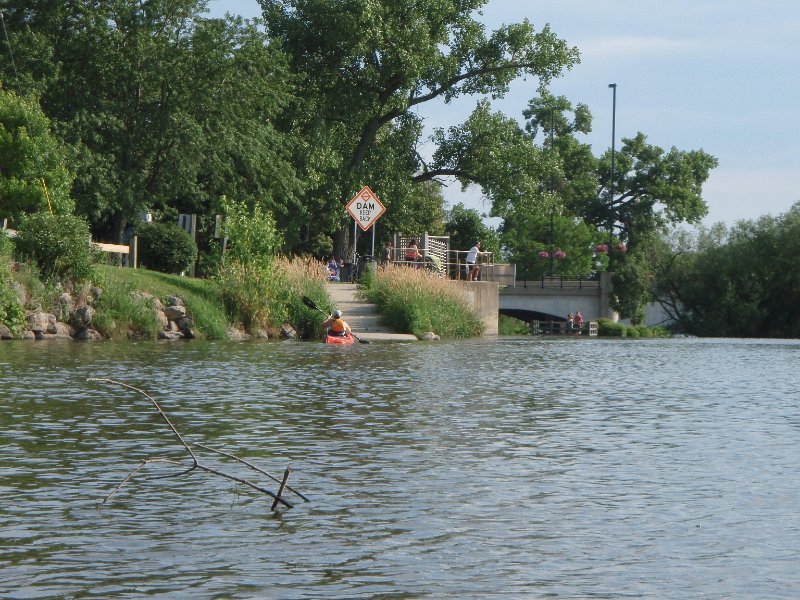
[[2, 2, 303, 245], [260, 0, 579, 255], [0, 89, 74, 224], [516, 93, 718, 318], [653, 204, 800, 337], [444, 203, 500, 258]]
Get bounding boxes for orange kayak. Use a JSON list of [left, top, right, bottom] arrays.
[[325, 332, 355, 345]]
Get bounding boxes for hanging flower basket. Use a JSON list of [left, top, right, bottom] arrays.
[[553, 250, 567, 259], [538, 251, 550, 258], [595, 244, 608, 254]]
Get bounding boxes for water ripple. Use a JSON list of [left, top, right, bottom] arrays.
[[1, 337, 799, 598]]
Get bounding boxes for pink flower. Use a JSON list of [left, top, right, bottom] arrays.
[[538, 251, 550, 258], [595, 244, 608, 253], [554, 250, 567, 259]]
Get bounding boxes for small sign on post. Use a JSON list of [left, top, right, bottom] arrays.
[[346, 186, 385, 231]]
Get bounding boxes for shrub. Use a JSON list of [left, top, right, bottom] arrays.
[[137, 222, 197, 274], [0, 230, 13, 264], [13, 212, 99, 282], [597, 318, 627, 337], [220, 196, 282, 266], [499, 315, 530, 335]]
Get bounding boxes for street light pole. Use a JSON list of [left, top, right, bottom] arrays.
[[608, 83, 617, 245], [549, 106, 555, 277]]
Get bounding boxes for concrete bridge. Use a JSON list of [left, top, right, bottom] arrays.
[[498, 273, 616, 322], [462, 274, 616, 331]]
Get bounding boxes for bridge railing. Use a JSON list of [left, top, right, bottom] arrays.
[[530, 320, 598, 336], [518, 274, 600, 289]]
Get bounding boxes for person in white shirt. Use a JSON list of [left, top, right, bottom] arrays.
[[466, 241, 482, 281]]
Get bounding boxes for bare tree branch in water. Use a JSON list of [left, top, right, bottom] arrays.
[[88, 378, 308, 511]]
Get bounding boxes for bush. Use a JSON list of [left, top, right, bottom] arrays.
[[274, 255, 330, 339], [14, 212, 99, 282], [597, 318, 627, 337], [137, 222, 197, 274], [499, 315, 530, 335]]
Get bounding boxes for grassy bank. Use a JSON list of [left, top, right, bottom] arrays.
[[358, 265, 483, 339], [99, 266, 230, 339]]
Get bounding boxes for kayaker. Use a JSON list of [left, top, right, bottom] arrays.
[[323, 309, 352, 337]]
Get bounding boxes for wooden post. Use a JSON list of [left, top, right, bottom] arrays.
[[189, 214, 197, 277], [271, 467, 291, 511], [129, 235, 138, 268]]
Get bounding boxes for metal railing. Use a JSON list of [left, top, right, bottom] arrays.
[[518, 274, 600, 289], [529, 320, 598, 336]]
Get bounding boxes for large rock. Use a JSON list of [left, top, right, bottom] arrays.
[[41, 333, 74, 341], [163, 305, 186, 320], [158, 330, 184, 340], [27, 311, 55, 334], [227, 328, 251, 341], [0, 324, 13, 340], [74, 328, 103, 341], [175, 316, 195, 339], [72, 306, 95, 329], [156, 310, 169, 329], [164, 295, 185, 307], [134, 291, 164, 312], [56, 292, 74, 322], [280, 323, 297, 339], [53, 322, 75, 336]]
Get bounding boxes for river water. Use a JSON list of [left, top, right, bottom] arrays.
[[1, 336, 799, 598]]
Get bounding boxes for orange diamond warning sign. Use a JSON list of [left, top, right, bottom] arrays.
[[346, 186, 386, 231]]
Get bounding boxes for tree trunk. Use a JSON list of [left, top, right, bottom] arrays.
[[111, 212, 128, 245], [333, 227, 348, 262]]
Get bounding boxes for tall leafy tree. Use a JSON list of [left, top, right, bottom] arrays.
[[444, 202, 499, 257], [518, 93, 718, 318], [1, 1, 304, 243], [0, 89, 74, 223], [259, 0, 579, 255], [655, 205, 800, 337]]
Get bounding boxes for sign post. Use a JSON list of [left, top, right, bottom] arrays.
[[346, 185, 386, 260]]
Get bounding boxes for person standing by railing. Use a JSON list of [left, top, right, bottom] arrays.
[[466, 241, 483, 281], [405, 238, 422, 263], [381, 241, 393, 267]]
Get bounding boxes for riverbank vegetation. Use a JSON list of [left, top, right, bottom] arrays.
[[359, 267, 484, 339], [650, 202, 800, 338], [0, 1, 727, 327], [4, 3, 796, 338]]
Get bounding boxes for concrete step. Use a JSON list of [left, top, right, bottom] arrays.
[[325, 282, 417, 340]]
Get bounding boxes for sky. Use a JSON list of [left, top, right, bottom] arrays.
[[207, 0, 800, 228]]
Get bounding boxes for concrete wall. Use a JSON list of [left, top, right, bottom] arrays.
[[459, 281, 499, 335]]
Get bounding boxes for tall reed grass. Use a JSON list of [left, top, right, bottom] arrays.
[[359, 265, 483, 338], [272, 255, 331, 339]]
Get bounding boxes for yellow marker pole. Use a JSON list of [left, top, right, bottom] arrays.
[[41, 178, 53, 214]]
